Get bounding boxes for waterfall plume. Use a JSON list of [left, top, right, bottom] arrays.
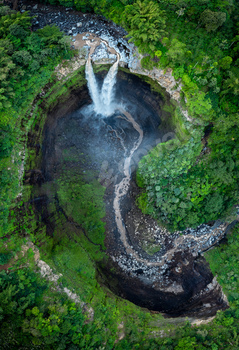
[[85, 58, 119, 116], [85, 59, 102, 113], [100, 60, 119, 116]]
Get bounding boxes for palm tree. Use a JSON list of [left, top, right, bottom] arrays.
[[122, 0, 166, 48]]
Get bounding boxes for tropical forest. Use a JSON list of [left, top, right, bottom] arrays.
[[0, 0, 239, 348]]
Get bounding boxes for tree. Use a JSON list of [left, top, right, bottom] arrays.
[[37, 24, 63, 45], [122, 1, 166, 52], [12, 50, 32, 66], [219, 56, 232, 70], [0, 126, 13, 158], [175, 336, 197, 350], [166, 38, 187, 65], [200, 9, 227, 32], [9, 23, 28, 39], [0, 6, 14, 16]]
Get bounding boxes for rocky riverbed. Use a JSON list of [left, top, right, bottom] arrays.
[[19, 0, 183, 101], [19, 0, 130, 57]]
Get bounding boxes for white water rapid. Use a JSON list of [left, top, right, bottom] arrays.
[[85, 58, 119, 116]]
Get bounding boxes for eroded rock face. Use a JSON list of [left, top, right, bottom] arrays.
[[104, 254, 228, 317]]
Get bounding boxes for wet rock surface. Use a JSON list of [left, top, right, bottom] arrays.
[[102, 255, 228, 318]]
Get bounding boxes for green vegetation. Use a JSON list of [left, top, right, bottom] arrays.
[[57, 170, 106, 249], [142, 241, 161, 255], [0, 6, 73, 237], [122, 1, 166, 54], [0, 251, 12, 265], [0, 265, 120, 349], [1, 1, 239, 349], [205, 224, 239, 303], [2, 223, 239, 348]]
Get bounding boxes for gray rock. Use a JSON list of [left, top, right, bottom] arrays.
[[68, 30, 73, 35], [77, 22, 82, 27], [91, 42, 109, 62], [109, 54, 117, 60], [33, 4, 38, 10]]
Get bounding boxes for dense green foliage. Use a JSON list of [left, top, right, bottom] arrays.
[[57, 170, 106, 249], [122, 1, 166, 53], [2, 222, 239, 349], [0, 6, 73, 237], [1, 1, 239, 349], [137, 114, 239, 230], [0, 266, 113, 349], [0, 195, 164, 349], [129, 0, 239, 230], [0, 263, 163, 349]]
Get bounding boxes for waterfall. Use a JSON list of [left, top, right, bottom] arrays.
[[85, 58, 119, 116], [85, 59, 102, 113], [100, 60, 119, 116]]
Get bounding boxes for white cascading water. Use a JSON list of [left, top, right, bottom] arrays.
[[85, 59, 102, 113], [100, 60, 119, 116], [85, 58, 119, 116]]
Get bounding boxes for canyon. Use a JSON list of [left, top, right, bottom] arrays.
[[22, 0, 235, 319]]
